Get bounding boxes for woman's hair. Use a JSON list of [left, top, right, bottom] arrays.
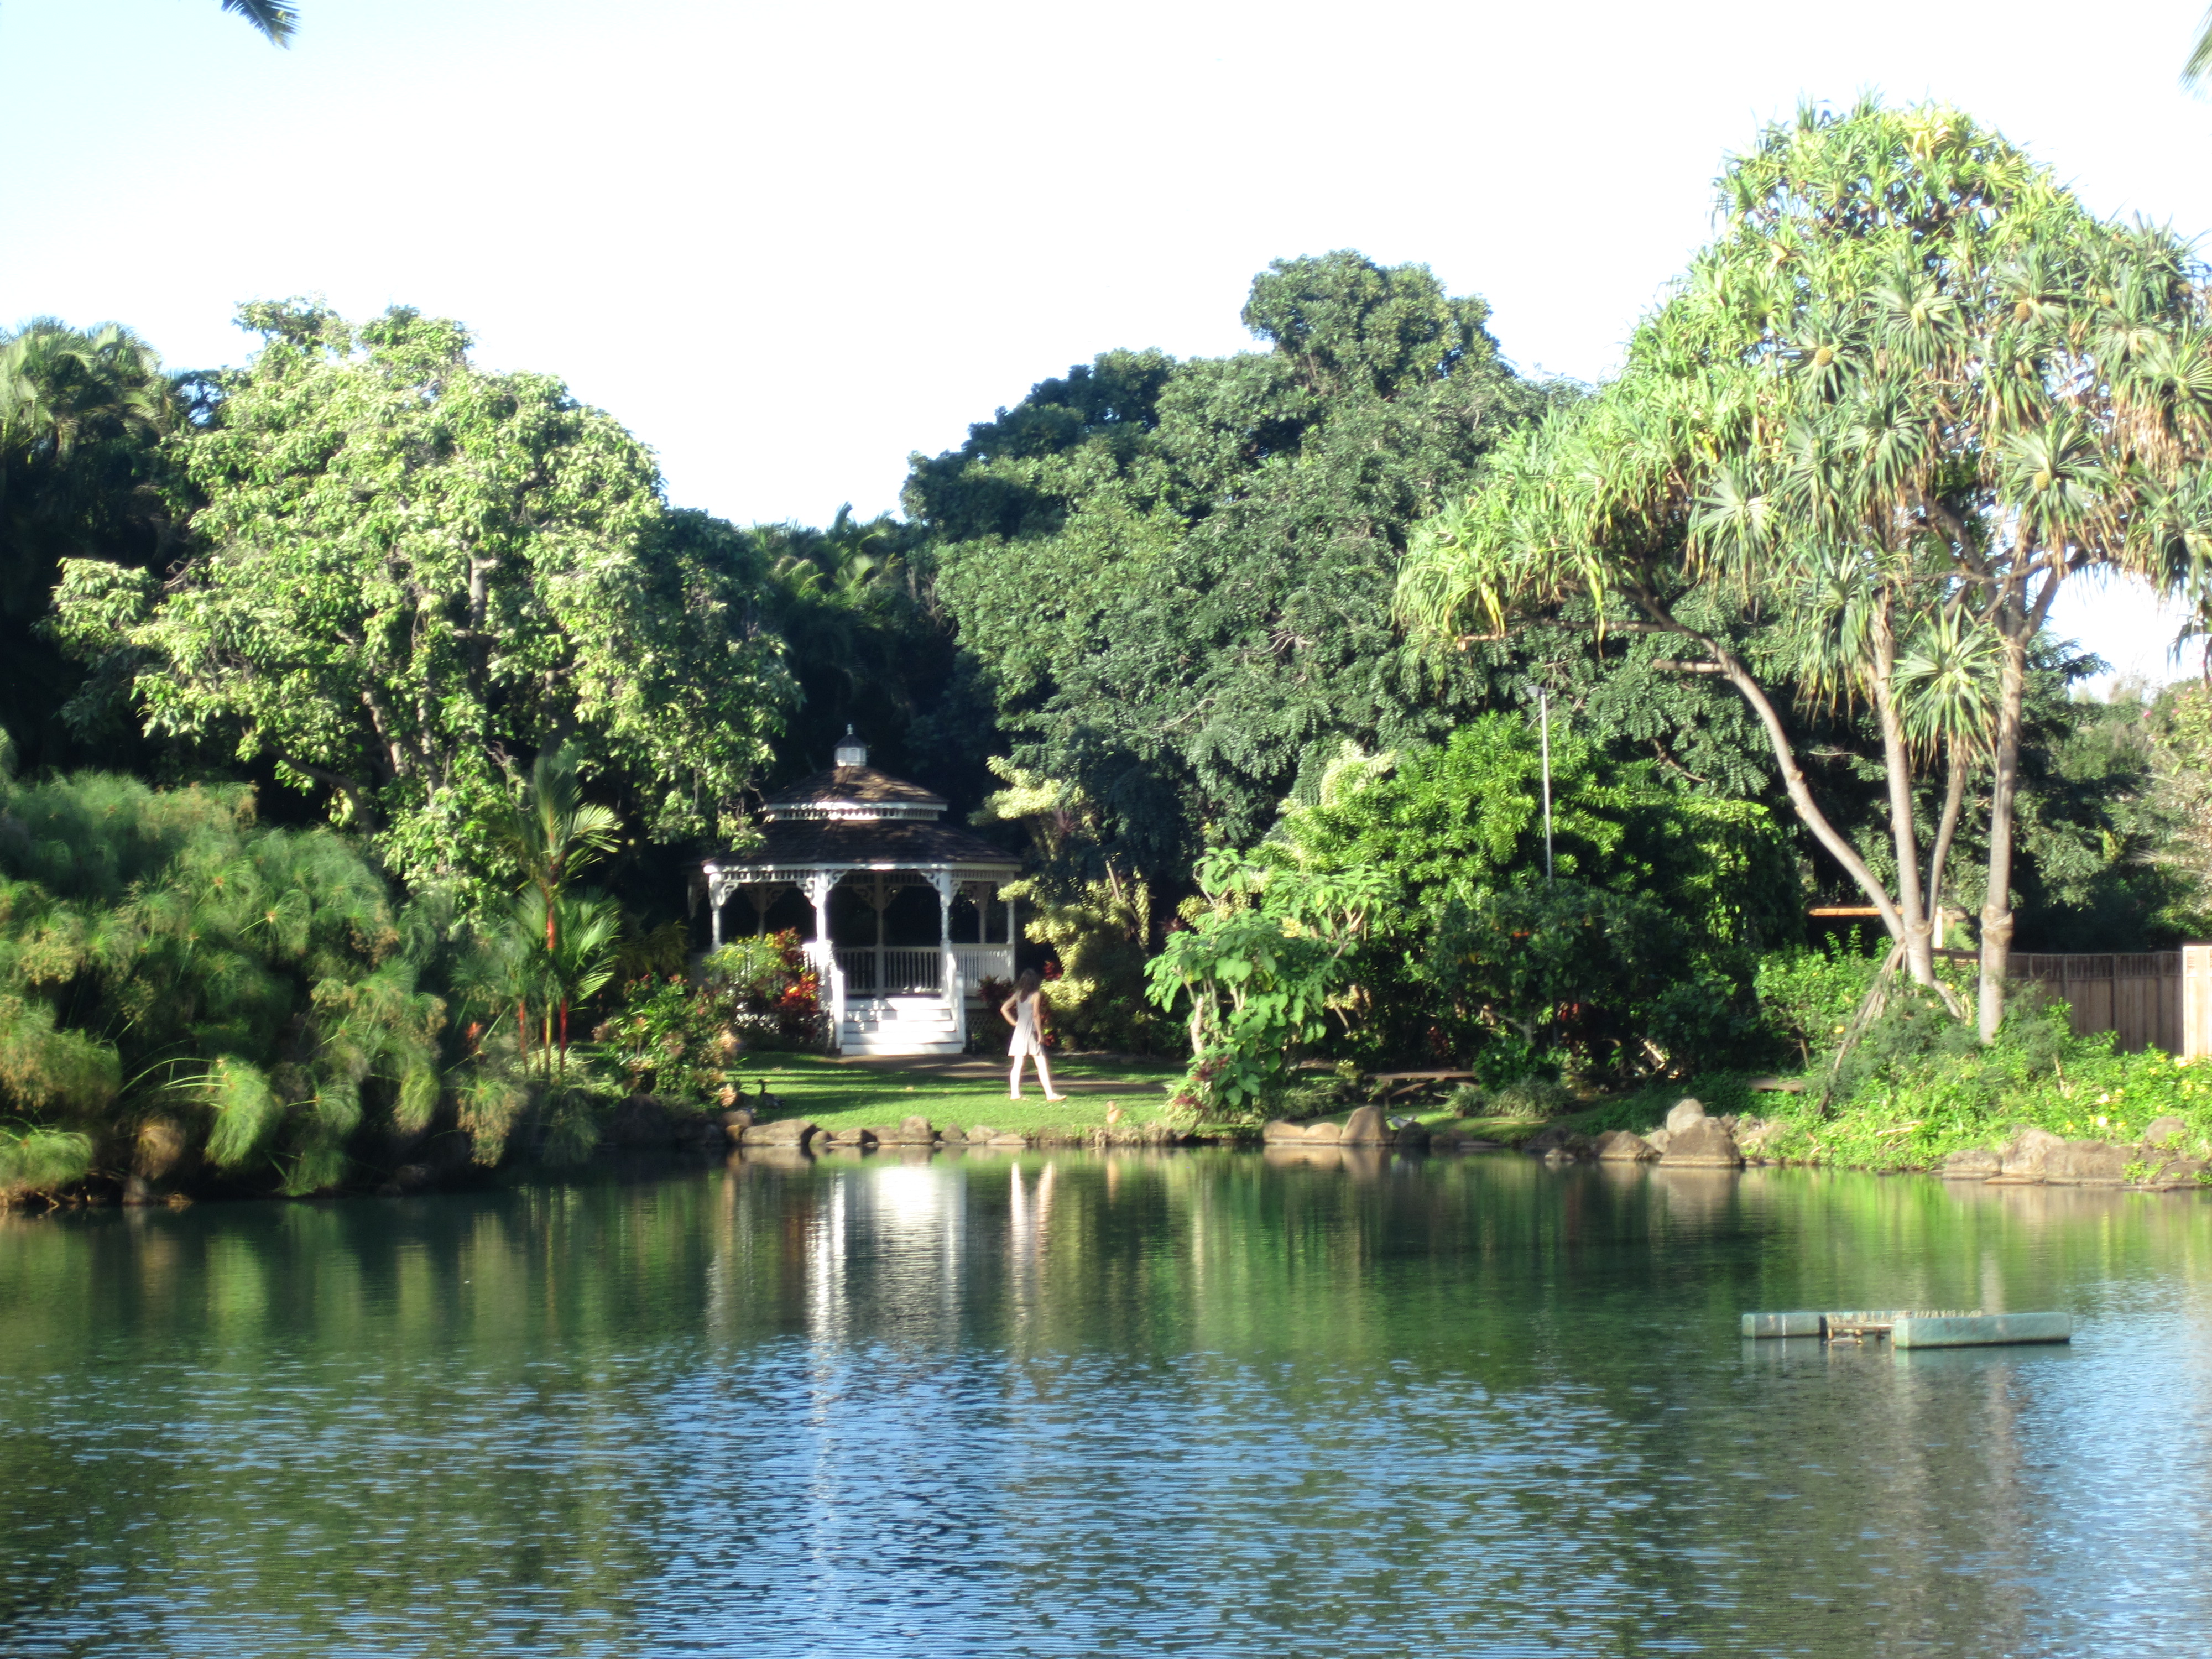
[[1015, 968, 1042, 998]]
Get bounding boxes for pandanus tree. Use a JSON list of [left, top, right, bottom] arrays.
[[1400, 101, 2212, 1040]]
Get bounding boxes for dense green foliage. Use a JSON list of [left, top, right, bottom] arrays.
[[53, 303, 789, 910], [0, 765, 443, 1199], [912, 252, 1550, 870], [597, 933, 823, 1103], [1150, 714, 1797, 1105], [7, 100, 2210, 1196], [0, 321, 185, 777]]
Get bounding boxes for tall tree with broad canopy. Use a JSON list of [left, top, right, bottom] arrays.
[[908, 252, 1554, 882], [52, 302, 789, 906], [0, 319, 187, 773], [1400, 102, 2212, 1039]]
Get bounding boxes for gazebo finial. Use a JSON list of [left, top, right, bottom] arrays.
[[834, 725, 867, 768]]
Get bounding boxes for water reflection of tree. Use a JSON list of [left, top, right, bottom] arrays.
[[5, 1161, 2212, 1651]]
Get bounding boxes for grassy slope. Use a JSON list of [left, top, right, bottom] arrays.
[[737, 1053, 1187, 1138]]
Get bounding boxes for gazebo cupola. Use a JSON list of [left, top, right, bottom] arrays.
[[696, 729, 1021, 1056]]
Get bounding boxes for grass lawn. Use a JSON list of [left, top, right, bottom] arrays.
[[735, 1051, 1187, 1138]]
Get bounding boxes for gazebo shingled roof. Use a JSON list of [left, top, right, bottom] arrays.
[[714, 817, 1019, 872], [758, 765, 947, 814]]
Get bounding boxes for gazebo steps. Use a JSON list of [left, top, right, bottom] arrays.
[[838, 998, 963, 1058], [839, 1033, 967, 1057]]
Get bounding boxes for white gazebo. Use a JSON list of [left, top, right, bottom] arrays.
[[696, 732, 1022, 1056]]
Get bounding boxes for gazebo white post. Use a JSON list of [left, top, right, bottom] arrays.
[[873, 871, 888, 995], [805, 869, 844, 1050], [1007, 891, 1019, 980], [931, 869, 954, 1013], [806, 870, 835, 968], [706, 869, 727, 950]]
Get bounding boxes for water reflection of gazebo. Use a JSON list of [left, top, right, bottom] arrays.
[[695, 732, 1020, 1056]]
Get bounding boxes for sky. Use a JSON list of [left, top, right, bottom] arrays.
[[4, 0, 2210, 688]]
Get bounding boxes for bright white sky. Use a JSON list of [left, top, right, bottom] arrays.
[[4, 0, 2209, 687]]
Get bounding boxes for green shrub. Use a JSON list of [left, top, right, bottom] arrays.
[[0, 771, 444, 1199]]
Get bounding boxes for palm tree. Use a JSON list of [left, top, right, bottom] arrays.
[[2187, 11, 2212, 88], [485, 747, 623, 1072], [494, 745, 622, 954], [221, 1, 299, 46]]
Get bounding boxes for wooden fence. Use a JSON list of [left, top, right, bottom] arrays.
[[1931, 944, 2212, 1056], [2009, 952, 2182, 1055]]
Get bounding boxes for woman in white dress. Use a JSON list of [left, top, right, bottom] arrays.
[[1000, 969, 1067, 1101]]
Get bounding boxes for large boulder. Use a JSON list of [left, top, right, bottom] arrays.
[[739, 1118, 818, 1148], [1593, 1129, 1659, 1162], [1340, 1105, 1392, 1144], [1262, 1120, 1306, 1142], [1942, 1147, 2003, 1180], [1997, 1126, 2064, 1180], [1303, 1121, 1344, 1144], [1658, 1118, 1742, 1168], [1642, 1127, 1673, 1155], [1665, 1098, 1708, 1136], [940, 1124, 969, 1144], [2043, 1139, 2133, 1186], [2145, 1115, 2189, 1149], [1393, 1120, 1432, 1152], [869, 1117, 935, 1146]]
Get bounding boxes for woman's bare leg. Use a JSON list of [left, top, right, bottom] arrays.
[[1009, 1056, 1024, 1099], [1039, 1053, 1066, 1101]]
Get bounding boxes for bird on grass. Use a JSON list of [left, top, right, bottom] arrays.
[[1105, 1103, 1123, 1126], [757, 1079, 785, 1113]]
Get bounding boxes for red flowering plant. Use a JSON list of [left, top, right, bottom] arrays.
[[595, 929, 827, 1105]]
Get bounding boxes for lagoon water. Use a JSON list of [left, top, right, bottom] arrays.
[[4, 1149, 2212, 1658]]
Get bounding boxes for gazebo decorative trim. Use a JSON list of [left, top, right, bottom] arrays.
[[696, 730, 1021, 1054]]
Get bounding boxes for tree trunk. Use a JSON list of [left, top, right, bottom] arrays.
[[1976, 562, 2064, 1042], [1870, 596, 1939, 988], [1977, 628, 2030, 1042], [1653, 608, 1907, 943], [1924, 738, 1968, 937]]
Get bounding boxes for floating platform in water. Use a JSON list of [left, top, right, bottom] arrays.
[[1741, 1310, 2071, 1347]]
